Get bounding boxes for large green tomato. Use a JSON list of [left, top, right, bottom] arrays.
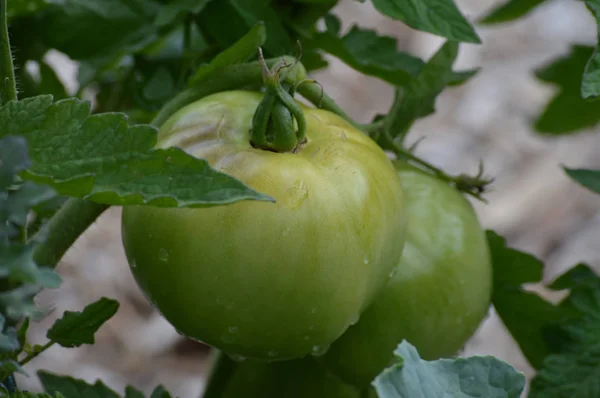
[[121, 91, 407, 361], [321, 162, 493, 386]]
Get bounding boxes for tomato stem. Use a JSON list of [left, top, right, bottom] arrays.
[[0, 0, 17, 105], [32, 199, 109, 269]]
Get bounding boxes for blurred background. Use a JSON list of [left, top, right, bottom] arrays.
[[16, 0, 600, 396]]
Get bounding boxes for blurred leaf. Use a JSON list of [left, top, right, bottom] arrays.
[[564, 167, 600, 195], [124, 387, 144, 398], [0, 244, 62, 287], [534, 45, 600, 134], [311, 24, 423, 86], [0, 361, 25, 377], [39, 371, 120, 398], [37, 62, 69, 100], [582, 1, 600, 99], [199, 0, 293, 56], [188, 23, 266, 86], [0, 326, 19, 354], [0, 96, 271, 207], [47, 298, 119, 347], [16, 318, 29, 350], [448, 68, 479, 86], [36, 0, 160, 62], [488, 231, 567, 369], [529, 264, 600, 397], [371, 0, 481, 43], [140, 66, 176, 104], [7, 0, 52, 20], [373, 341, 526, 397], [149, 386, 172, 398], [0, 285, 49, 321], [155, 0, 212, 26], [385, 40, 462, 139], [479, 0, 549, 24]]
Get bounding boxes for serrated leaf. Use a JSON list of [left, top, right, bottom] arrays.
[[0, 285, 48, 321], [371, 0, 481, 43], [488, 230, 566, 369], [564, 167, 600, 195], [582, 1, 600, 99], [124, 386, 144, 398], [189, 23, 266, 86], [2, 182, 56, 232], [310, 25, 423, 86], [373, 341, 526, 397], [480, 0, 549, 24], [47, 298, 119, 348], [0, 136, 30, 190], [534, 45, 600, 134], [0, 244, 62, 287], [149, 386, 172, 398], [35, 0, 160, 62], [385, 40, 460, 139], [0, 96, 271, 207], [199, 0, 293, 56], [38, 371, 120, 398], [529, 264, 600, 397], [155, 0, 211, 26], [0, 328, 19, 354], [0, 361, 26, 377]]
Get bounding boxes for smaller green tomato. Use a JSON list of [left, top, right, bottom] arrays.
[[322, 162, 493, 387]]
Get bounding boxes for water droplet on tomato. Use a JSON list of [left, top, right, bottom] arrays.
[[130, 260, 137, 269], [228, 326, 238, 334], [304, 335, 310, 341], [350, 313, 360, 326], [282, 228, 291, 237], [311, 345, 328, 356], [221, 334, 236, 344], [268, 350, 279, 358], [158, 248, 169, 262], [311, 308, 317, 314], [228, 353, 247, 362], [309, 325, 315, 331], [389, 267, 397, 278], [282, 180, 309, 209], [363, 255, 370, 264]]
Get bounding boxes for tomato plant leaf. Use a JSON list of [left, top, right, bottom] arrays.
[[38, 371, 121, 398], [310, 25, 424, 86], [0, 96, 271, 207], [7, 0, 52, 21], [448, 68, 479, 86], [0, 360, 26, 376], [149, 386, 173, 398], [479, 0, 549, 25], [582, 0, 600, 99], [373, 340, 526, 397], [35, 0, 160, 63], [384, 40, 461, 140], [124, 386, 145, 398], [188, 23, 266, 86], [155, 0, 212, 26], [198, 0, 293, 56], [46, 297, 119, 348], [534, 45, 600, 134], [487, 231, 566, 369], [5, 393, 65, 398], [529, 264, 600, 397], [371, 0, 481, 43], [564, 167, 600, 195], [0, 320, 19, 353]]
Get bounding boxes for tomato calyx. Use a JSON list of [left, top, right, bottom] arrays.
[[250, 48, 307, 153]]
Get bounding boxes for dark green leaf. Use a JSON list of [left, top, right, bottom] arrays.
[[371, 0, 481, 43], [385, 40, 461, 139], [36, 0, 160, 62], [480, 0, 549, 25], [529, 264, 600, 397], [188, 23, 266, 86], [488, 231, 566, 369], [0, 244, 62, 287], [37, 63, 69, 101], [0, 285, 48, 321], [311, 26, 423, 86], [199, 0, 293, 56], [7, 0, 52, 20], [373, 341, 526, 397], [124, 386, 144, 398], [0, 328, 19, 354], [7, 392, 65, 398], [47, 298, 119, 347], [141, 66, 176, 103], [534, 45, 600, 134], [38, 371, 120, 398], [0, 361, 26, 377], [564, 167, 600, 195], [16, 318, 29, 350], [149, 386, 172, 398], [448, 68, 479, 86], [155, 0, 212, 26], [0, 96, 271, 207], [582, 1, 600, 99], [0, 136, 30, 190]]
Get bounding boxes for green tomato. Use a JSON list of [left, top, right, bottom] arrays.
[[321, 162, 493, 387], [221, 357, 362, 398], [121, 91, 407, 361]]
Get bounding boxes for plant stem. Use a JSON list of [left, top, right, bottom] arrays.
[[153, 56, 304, 128], [296, 82, 362, 130], [383, 88, 412, 144], [33, 199, 109, 269], [202, 350, 238, 398], [0, 0, 17, 105], [19, 341, 55, 367]]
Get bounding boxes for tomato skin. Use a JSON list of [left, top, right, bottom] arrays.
[[321, 162, 493, 386], [121, 91, 407, 361]]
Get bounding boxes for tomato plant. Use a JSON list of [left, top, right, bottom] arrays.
[[122, 90, 408, 361], [3, 0, 600, 397], [322, 162, 493, 386]]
